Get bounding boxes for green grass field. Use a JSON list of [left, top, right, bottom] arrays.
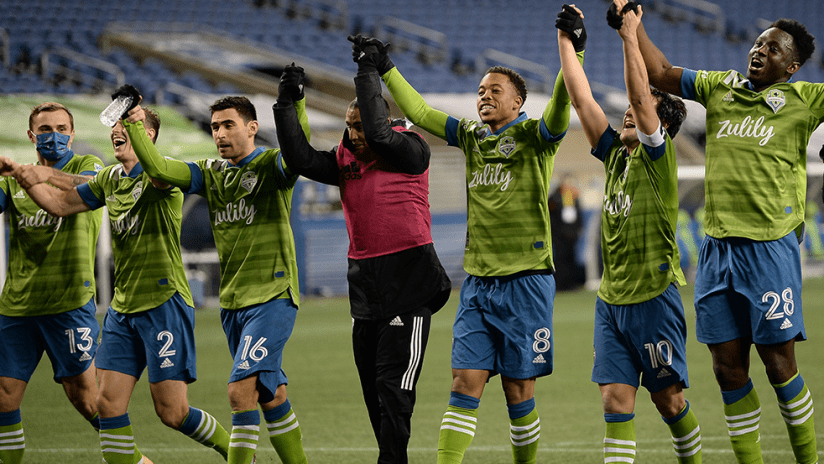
[[19, 279, 824, 463]]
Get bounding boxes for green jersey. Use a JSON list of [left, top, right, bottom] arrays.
[[594, 126, 686, 305], [0, 154, 103, 317], [453, 115, 563, 276], [79, 164, 193, 314], [686, 69, 824, 240]]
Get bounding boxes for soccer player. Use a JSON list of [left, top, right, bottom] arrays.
[[0, 102, 103, 464], [625, 0, 821, 461], [273, 54, 452, 464], [557, 4, 700, 463], [123, 95, 310, 464], [14, 102, 231, 464], [351, 22, 584, 463]]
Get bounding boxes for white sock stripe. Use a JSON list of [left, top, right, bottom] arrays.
[[269, 421, 300, 436], [510, 425, 540, 440], [268, 412, 297, 428], [229, 441, 258, 449], [726, 415, 760, 428], [510, 418, 540, 432], [440, 424, 475, 437], [604, 446, 637, 455], [0, 436, 24, 444], [99, 440, 134, 447], [780, 390, 811, 410], [401, 317, 424, 391], [728, 423, 760, 436], [101, 447, 135, 454], [442, 417, 477, 430], [193, 412, 215, 442], [674, 444, 702, 458], [99, 432, 135, 440], [604, 457, 635, 463], [673, 434, 701, 450], [510, 432, 540, 446], [784, 406, 815, 426], [0, 444, 25, 451], [781, 400, 813, 419], [672, 425, 700, 443], [725, 407, 761, 421], [194, 409, 207, 436], [230, 433, 259, 440], [0, 430, 23, 438], [604, 438, 636, 446], [232, 425, 260, 432], [444, 411, 477, 422]]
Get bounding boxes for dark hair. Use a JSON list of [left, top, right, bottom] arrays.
[[484, 66, 528, 106], [348, 96, 391, 114], [651, 88, 687, 139], [210, 96, 257, 123], [770, 18, 815, 66], [143, 107, 161, 142], [29, 102, 74, 131]]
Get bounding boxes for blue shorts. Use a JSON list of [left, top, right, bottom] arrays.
[[592, 284, 689, 393], [694, 234, 806, 345], [96, 293, 197, 383], [0, 299, 98, 383], [220, 298, 297, 401], [451, 273, 555, 379]]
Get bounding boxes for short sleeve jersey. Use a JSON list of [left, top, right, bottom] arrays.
[[685, 69, 824, 240], [451, 114, 562, 276], [186, 148, 300, 309], [593, 126, 686, 305], [79, 163, 193, 314], [0, 154, 103, 317]]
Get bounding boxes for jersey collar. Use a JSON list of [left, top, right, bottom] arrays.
[[488, 112, 527, 137], [125, 162, 144, 178], [47, 150, 75, 171], [230, 147, 265, 168]]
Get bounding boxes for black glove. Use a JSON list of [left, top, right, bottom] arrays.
[[347, 34, 395, 75], [111, 84, 140, 119], [555, 4, 587, 52], [278, 62, 305, 104], [607, 2, 639, 30]]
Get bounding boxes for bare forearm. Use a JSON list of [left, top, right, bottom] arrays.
[[25, 183, 90, 217], [46, 169, 92, 190], [636, 22, 683, 95]]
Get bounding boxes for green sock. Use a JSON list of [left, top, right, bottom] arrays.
[[664, 401, 702, 463], [228, 410, 260, 464], [264, 404, 307, 464], [604, 413, 636, 463], [437, 405, 478, 464], [722, 380, 763, 464], [773, 373, 818, 464], [98, 415, 144, 464], [0, 410, 25, 464], [509, 408, 540, 464], [178, 407, 230, 459]]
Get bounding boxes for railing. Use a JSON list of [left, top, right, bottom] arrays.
[[374, 16, 448, 65], [475, 49, 553, 93], [41, 47, 125, 90]]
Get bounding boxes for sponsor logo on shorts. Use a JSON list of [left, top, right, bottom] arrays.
[[532, 354, 546, 364], [657, 367, 672, 379], [160, 358, 174, 369], [780, 318, 793, 330], [237, 360, 251, 370], [389, 316, 404, 327]]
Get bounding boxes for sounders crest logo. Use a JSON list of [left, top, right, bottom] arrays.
[[131, 181, 143, 201], [240, 171, 258, 193], [498, 136, 516, 158]]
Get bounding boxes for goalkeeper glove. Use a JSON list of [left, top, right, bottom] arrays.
[[607, 1, 639, 30], [277, 62, 305, 104]]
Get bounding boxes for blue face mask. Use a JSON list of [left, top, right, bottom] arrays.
[[35, 132, 73, 161]]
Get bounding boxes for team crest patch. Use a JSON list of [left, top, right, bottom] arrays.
[[498, 136, 516, 158], [240, 171, 258, 193], [131, 180, 143, 201], [765, 89, 785, 113]]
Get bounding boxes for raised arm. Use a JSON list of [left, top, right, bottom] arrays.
[[354, 43, 430, 174], [124, 105, 193, 190], [556, 4, 608, 148], [618, 5, 659, 137], [273, 63, 339, 185], [611, 0, 684, 96]]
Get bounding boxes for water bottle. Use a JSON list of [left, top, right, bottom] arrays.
[[99, 94, 133, 127]]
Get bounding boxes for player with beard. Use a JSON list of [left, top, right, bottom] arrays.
[[620, 0, 821, 461], [8, 99, 231, 464], [273, 57, 451, 464]]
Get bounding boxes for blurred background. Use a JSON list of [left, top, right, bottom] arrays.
[[3, 0, 824, 309]]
